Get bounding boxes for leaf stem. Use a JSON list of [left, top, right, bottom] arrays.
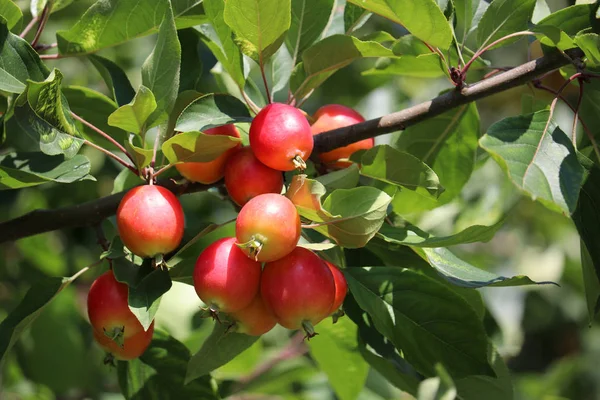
[[83, 139, 138, 174], [31, 2, 51, 48], [39, 53, 64, 60], [69, 259, 104, 282], [461, 31, 535, 81], [152, 163, 175, 178], [71, 111, 136, 166], [259, 58, 272, 104]]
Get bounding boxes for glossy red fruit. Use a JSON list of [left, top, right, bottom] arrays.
[[229, 294, 278, 336], [249, 103, 313, 171], [236, 194, 301, 262], [116, 185, 185, 258], [193, 237, 262, 313], [175, 124, 241, 184], [261, 247, 335, 336], [311, 104, 373, 169], [87, 270, 154, 360], [324, 261, 348, 314], [224, 147, 283, 206]]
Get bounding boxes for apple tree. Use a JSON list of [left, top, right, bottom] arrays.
[[1, 0, 600, 398]]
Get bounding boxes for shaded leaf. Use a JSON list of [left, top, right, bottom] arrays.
[[178, 28, 204, 92], [223, 0, 291, 61], [162, 131, 241, 164], [308, 317, 369, 400], [108, 86, 157, 134], [286, 0, 335, 61], [420, 247, 556, 288], [0, 152, 92, 189], [346, 0, 452, 49], [0, 0, 22, 30], [476, 0, 536, 48], [88, 55, 136, 106], [125, 141, 154, 170], [345, 266, 493, 379], [118, 330, 219, 399], [185, 322, 259, 383], [315, 163, 360, 191], [142, 4, 181, 129], [291, 34, 394, 100], [417, 364, 457, 400], [575, 33, 600, 66], [0, 19, 49, 92], [30, 0, 75, 17], [535, 3, 600, 36], [479, 110, 584, 214], [344, 2, 370, 33], [377, 219, 504, 248], [358, 145, 444, 198], [175, 93, 251, 132]]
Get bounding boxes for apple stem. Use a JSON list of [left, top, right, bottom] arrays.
[[301, 320, 318, 340], [331, 309, 345, 324], [103, 326, 125, 348], [236, 238, 263, 261], [292, 155, 307, 171]]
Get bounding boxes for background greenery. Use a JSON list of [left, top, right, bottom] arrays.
[[1, 0, 599, 399]]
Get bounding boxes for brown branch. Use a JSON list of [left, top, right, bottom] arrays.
[[0, 180, 213, 244], [313, 48, 584, 154], [0, 48, 585, 243]]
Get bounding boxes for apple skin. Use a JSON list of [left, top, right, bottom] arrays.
[[175, 124, 241, 184], [260, 247, 335, 330], [311, 104, 374, 169], [116, 185, 185, 258], [235, 194, 301, 262], [193, 237, 262, 313], [249, 103, 313, 171], [229, 294, 278, 336], [87, 270, 154, 360], [324, 261, 348, 314], [224, 147, 283, 206]]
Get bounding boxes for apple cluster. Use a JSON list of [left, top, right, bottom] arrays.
[[86, 103, 373, 359]]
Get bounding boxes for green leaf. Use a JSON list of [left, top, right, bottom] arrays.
[[113, 259, 172, 331], [580, 76, 600, 140], [200, 0, 245, 88], [88, 55, 136, 106], [532, 25, 577, 50], [575, 33, 600, 66], [535, 3, 600, 36], [572, 164, 600, 321], [223, 0, 291, 62], [476, 0, 536, 48], [175, 93, 252, 133], [30, 0, 75, 18], [162, 131, 241, 164], [363, 54, 446, 78], [268, 45, 294, 95], [56, 0, 203, 55], [479, 110, 584, 214], [287, 174, 335, 222], [454, 0, 478, 43], [0, 19, 49, 92], [0, 152, 93, 189], [417, 364, 457, 400], [118, 330, 219, 399], [420, 247, 555, 288], [286, 0, 335, 61], [108, 86, 157, 134], [344, 2, 370, 33], [178, 29, 204, 93], [0, 276, 77, 369], [346, 0, 452, 49], [315, 186, 392, 248], [315, 163, 360, 191], [291, 34, 394, 100], [392, 103, 480, 213], [344, 292, 421, 396], [142, 4, 181, 129], [377, 219, 504, 248], [308, 317, 369, 400], [125, 141, 154, 171], [358, 145, 444, 198], [185, 322, 259, 383], [0, 0, 22, 30], [63, 86, 129, 153], [345, 267, 493, 379], [12, 70, 83, 158]]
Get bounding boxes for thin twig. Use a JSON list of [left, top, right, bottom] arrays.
[[83, 140, 137, 174], [259, 59, 272, 104], [69, 259, 104, 282], [571, 78, 584, 145], [35, 42, 58, 53], [31, 3, 51, 48], [71, 112, 136, 166], [19, 16, 39, 38], [39, 53, 64, 60], [152, 163, 176, 179]]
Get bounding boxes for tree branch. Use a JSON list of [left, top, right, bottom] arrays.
[[0, 180, 213, 244], [313, 48, 583, 154], [0, 48, 584, 244]]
